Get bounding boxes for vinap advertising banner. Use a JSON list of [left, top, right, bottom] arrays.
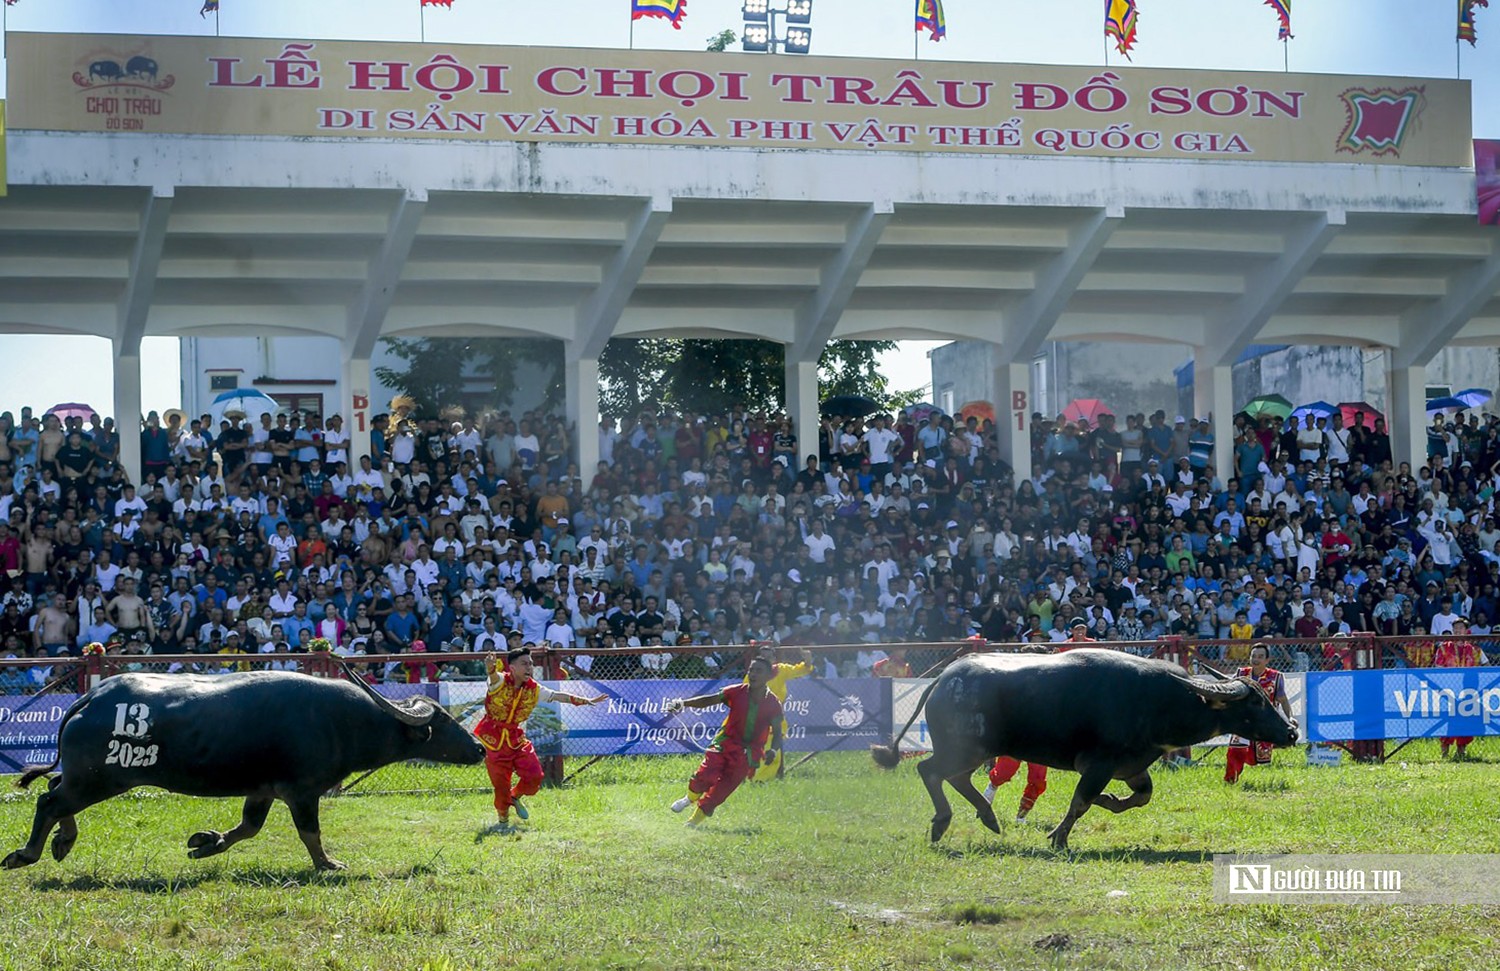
[[6, 33, 1472, 166], [443, 678, 889, 757], [1305, 668, 1500, 742]]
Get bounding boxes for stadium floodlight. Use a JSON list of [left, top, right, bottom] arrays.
[[784, 25, 812, 53], [785, 0, 812, 24], [741, 23, 771, 51], [742, 0, 769, 23]]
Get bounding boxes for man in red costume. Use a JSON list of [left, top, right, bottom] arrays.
[[475, 648, 605, 831], [1224, 643, 1295, 783], [667, 656, 782, 826], [1435, 617, 1485, 760], [983, 757, 1048, 824]]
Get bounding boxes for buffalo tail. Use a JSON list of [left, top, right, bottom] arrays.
[[16, 765, 55, 790], [870, 677, 941, 769]]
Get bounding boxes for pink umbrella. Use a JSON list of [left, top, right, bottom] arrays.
[[1336, 402, 1382, 429], [46, 402, 98, 422], [1061, 398, 1114, 425]]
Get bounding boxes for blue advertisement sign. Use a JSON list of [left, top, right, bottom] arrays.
[[0, 693, 79, 774], [1305, 668, 1500, 742], [552, 677, 891, 758]]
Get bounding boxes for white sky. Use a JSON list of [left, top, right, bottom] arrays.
[[0, 0, 1494, 412]]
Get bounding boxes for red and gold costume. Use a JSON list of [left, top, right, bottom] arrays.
[[988, 757, 1047, 815], [1224, 665, 1286, 783], [873, 656, 914, 678], [474, 672, 557, 819], [1434, 640, 1480, 756], [687, 683, 783, 815]]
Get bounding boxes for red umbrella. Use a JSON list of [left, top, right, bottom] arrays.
[[1337, 402, 1382, 429], [1061, 398, 1114, 424], [958, 400, 995, 424], [46, 402, 98, 422]]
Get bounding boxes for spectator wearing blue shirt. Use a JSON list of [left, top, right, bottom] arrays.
[[383, 596, 419, 650]]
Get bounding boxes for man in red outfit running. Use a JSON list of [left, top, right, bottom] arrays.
[[1224, 643, 1295, 783], [474, 648, 605, 831], [666, 656, 783, 826]]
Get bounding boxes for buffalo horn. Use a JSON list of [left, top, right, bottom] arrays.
[[339, 662, 437, 726], [1185, 676, 1252, 701], [1199, 664, 1233, 682]]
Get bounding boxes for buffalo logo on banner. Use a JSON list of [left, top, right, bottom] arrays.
[[1336, 86, 1426, 158], [831, 694, 866, 730], [72, 48, 175, 92]]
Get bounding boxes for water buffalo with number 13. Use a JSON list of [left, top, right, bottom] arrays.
[[3, 671, 483, 872]]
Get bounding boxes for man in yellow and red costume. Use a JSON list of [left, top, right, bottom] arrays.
[[475, 648, 604, 830], [667, 656, 782, 826]]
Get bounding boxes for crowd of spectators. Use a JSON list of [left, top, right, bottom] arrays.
[[0, 395, 1496, 689]]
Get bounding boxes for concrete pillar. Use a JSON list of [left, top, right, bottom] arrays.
[[1389, 364, 1428, 471], [785, 358, 820, 469], [341, 356, 373, 466], [567, 357, 601, 491], [992, 361, 1033, 486], [114, 353, 142, 484], [1193, 354, 1234, 483]]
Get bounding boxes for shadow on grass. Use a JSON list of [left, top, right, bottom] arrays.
[[935, 841, 1211, 865], [30, 859, 442, 894]]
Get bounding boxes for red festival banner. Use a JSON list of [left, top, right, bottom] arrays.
[[1478, 140, 1500, 226]]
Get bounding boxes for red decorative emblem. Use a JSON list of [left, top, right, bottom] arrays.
[[1337, 87, 1425, 158]]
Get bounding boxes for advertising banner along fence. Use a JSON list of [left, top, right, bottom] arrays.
[[1305, 667, 1500, 743], [443, 677, 890, 759], [5, 33, 1473, 166]]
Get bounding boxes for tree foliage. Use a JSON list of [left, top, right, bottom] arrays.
[[377, 336, 925, 419], [705, 29, 737, 52]]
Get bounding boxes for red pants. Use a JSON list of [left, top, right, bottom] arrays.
[[1441, 736, 1474, 751], [485, 743, 543, 818], [687, 747, 751, 816], [1225, 745, 1254, 783], [988, 757, 1047, 814]]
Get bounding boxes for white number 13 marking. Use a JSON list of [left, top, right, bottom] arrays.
[[112, 703, 151, 738]]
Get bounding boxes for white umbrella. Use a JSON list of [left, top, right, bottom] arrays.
[[209, 388, 279, 426]]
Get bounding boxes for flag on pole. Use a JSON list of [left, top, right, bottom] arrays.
[[1264, 0, 1292, 40], [1105, 0, 1138, 58], [420, 0, 454, 6], [200, 0, 218, 14], [1460, 0, 1488, 45], [915, 0, 947, 41], [632, 0, 687, 29]]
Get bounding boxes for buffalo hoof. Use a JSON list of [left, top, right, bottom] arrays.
[[186, 831, 226, 859], [930, 815, 953, 843], [1046, 829, 1070, 852], [2, 850, 36, 870], [313, 857, 347, 872], [978, 809, 1001, 835], [50, 835, 76, 862]]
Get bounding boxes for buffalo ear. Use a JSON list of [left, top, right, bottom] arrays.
[[405, 724, 434, 743]]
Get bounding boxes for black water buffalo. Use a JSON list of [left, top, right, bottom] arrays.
[[872, 649, 1299, 850], [4, 671, 483, 871], [125, 56, 159, 81], [88, 60, 124, 83]]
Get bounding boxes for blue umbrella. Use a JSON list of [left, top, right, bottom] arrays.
[[1290, 400, 1336, 422], [1425, 396, 1470, 414], [1454, 388, 1492, 409], [210, 388, 279, 424]]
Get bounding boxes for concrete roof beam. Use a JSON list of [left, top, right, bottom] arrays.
[[997, 205, 1124, 364], [344, 189, 428, 360], [115, 187, 174, 357], [571, 196, 672, 361], [1199, 209, 1344, 367], [1392, 245, 1500, 370], [789, 201, 894, 364]]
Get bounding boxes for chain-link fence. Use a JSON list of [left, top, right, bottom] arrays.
[[3, 637, 1497, 792]]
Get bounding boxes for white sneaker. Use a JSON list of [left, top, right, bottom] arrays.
[[1015, 813, 1029, 825], [670, 795, 692, 814], [982, 784, 997, 804]]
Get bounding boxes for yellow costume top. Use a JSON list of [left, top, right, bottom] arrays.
[[748, 661, 814, 703], [474, 673, 550, 752]]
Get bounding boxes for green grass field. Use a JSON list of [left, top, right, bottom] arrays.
[[2, 747, 1499, 971]]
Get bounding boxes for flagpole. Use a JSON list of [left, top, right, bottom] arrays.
[[1103, 0, 1110, 65], [215, 6, 221, 39], [420, 2, 426, 43], [630, 13, 636, 51]]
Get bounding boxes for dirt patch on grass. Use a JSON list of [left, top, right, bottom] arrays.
[[1033, 932, 1072, 952], [937, 901, 1019, 925]]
